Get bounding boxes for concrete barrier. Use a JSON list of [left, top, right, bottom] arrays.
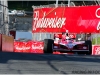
[[2, 34, 14, 52]]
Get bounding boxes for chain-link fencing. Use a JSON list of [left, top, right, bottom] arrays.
[[9, 15, 32, 31]]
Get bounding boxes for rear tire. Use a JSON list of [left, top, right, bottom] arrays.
[[43, 39, 54, 54], [85, 40, 92, 55]]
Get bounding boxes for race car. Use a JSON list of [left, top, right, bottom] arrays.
[[43, 33, 92, 55]]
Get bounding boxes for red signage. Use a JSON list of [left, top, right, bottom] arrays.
[[30, 41, 44, 53], [14, 41, 44, 53], [32, 7, 66, 33], [32, 6, 100, 33], [92, 45, 100, 55]]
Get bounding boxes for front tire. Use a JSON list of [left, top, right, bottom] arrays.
[[43, 39, 54, 54], [85, 40, 92, 55]]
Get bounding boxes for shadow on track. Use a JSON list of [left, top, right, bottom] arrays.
[[0, 52, 100, 63], [0, 52, 100, 74]]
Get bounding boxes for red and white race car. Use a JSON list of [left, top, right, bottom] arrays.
[[43, 33, 92, 55]]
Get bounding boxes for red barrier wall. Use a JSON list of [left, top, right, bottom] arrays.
[[92, 45, 100, 55], [14, 41, 44, 53], [14, 41, 31, 53], [2, 34, 14, 52], [0, 34, 2, 51]]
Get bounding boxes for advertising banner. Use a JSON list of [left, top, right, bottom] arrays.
[[14, 41, 44, 53], [92, 45, 100, 55], [32, 6, 100, 33]]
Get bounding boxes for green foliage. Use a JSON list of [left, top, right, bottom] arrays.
[[8, 1, 68, 11], [92, 37, 100, 45], [8, 1, 34, 11]]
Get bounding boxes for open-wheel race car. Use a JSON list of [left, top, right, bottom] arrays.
[[43, 33, 92, 55]]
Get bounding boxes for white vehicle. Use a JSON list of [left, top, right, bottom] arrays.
[[8, 10, 25, 16], [8, 10, 17, 15], [16, 11, 25, 16]]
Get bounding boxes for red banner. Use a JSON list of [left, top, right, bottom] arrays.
[[32, 7, 66, 33], [92, 45, 100, 55], [30, 41, 44, 53], [14, 41, 44, 53], [32, 6, 100, 33]]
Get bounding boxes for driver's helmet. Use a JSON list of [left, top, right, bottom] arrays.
[[66, 30, 69, 36], [66, 30, 69, 33], [66, 36, 70, 40]]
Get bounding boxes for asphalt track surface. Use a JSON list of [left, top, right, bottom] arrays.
[[0, 52, 100, 74]]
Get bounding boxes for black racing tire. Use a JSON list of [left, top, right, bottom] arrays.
[[43, 39, 54, 54], [85, 40, 92, 55]]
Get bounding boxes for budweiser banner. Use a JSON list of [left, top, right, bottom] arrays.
[[32, 6, 100, 33], [14, 41, 44, 53], [32, 7, 66, 33], [30, 41, 44, 53]]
